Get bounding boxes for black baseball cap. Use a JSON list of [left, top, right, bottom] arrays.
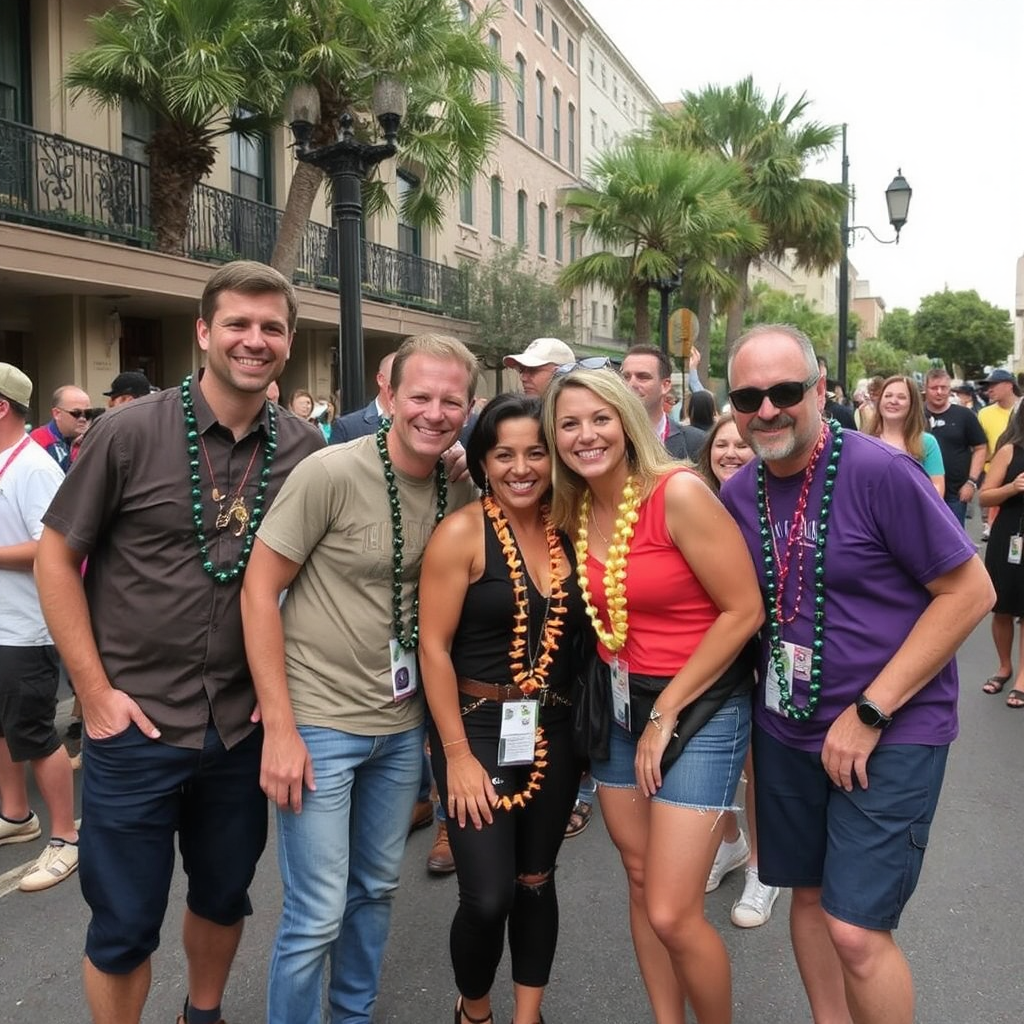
[[104, 371, 152, 398]]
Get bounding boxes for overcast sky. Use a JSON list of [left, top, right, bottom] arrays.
[[581, 0, 1023, 316]]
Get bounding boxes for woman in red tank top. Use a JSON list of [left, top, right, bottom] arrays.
[[544, 369, 764, 1024]]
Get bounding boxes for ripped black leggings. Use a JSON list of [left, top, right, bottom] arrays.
[[428, 704, 581, 997]]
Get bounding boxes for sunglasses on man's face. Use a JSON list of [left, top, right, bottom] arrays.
[[552, 357, 617, 379], [728, 374, 819, 415], [57, 407, 90, 420]]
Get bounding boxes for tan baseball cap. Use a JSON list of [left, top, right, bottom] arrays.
[[503, 337, 575, 369], [0, 363, 32, 408]]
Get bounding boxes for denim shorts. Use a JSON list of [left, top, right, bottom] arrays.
[[753, 727, 948, 930], [80, 721, 266, 974], [591, 693, 750, 810], [0, 645, 61, 762]]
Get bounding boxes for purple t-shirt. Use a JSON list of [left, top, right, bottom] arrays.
[[721, 430, 976, 752]]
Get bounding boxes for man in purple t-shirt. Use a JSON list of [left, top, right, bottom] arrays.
[[720, 324, 993, 1024]]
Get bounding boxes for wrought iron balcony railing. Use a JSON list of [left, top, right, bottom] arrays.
[[0, 116, 469, 320]]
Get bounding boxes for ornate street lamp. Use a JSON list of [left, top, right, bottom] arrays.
[[837, 124, 912, 389], [655, 262, 684, 358], [288, 78, 407, 413]]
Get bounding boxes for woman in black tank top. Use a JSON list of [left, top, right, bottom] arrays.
[[419, 394, 587, 1024]]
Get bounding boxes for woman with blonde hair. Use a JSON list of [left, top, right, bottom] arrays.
[[869, 375, 944, 496], [543, 368, 764, 1024]]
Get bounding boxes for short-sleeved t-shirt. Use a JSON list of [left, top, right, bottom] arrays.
[[722, 430, 976, 753], [257, 435, 475, 736], [979, 403, 1014, 467], [0, 437, 63, 645], [925, 403, 987, 494], [42, 383, 324, 748], [921, 432, 944, 477]]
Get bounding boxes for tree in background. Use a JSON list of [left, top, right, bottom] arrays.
[[268, 0, 506, 279], [64, 0, 282, 253], [877, 307, 916, 351], [467, 248, 573, 393], [558, 138, 761, 344], [855, 339, 910, 380], [707, 283, 834, 378], [913, 289, 1014, 379], [651, 77, 846, 348]]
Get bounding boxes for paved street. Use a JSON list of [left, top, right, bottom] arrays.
[[1, 608, 1022, 1023]]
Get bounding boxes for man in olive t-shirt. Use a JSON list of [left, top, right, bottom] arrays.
[[241, 333, 478, 1024]]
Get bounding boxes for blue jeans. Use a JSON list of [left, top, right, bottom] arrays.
[[267, 723, 423, 1024], [944, 495, 966, 525]]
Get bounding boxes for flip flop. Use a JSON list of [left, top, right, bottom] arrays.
[[983, 674, 1012, 694], [1006, 689, 1024, 709]]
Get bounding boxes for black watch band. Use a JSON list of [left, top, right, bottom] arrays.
[[855, 694, 893, 729]]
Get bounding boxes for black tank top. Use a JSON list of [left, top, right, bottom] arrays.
[[451, 502, 586, 693]]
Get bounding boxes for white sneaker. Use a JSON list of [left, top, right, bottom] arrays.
[[705, 832, 750, 893], [0, 811, 41, 846], [18, 839, 79, 892], [730, 867, 780, 928]]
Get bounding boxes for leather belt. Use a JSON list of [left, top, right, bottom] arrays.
[[457, 676, 570, 707]]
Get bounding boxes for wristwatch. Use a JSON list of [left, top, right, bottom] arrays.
[[855, 694, 893, 729]]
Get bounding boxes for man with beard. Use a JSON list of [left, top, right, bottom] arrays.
[[36, 261, 324, 1024], [240, 334, 478, 1024], [720, 324, 992, 1024]]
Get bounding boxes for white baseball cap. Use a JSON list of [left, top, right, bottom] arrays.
[[503, 337, 575, 369]]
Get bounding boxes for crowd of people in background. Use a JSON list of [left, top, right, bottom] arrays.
[[0, 259, 1012, 1024]]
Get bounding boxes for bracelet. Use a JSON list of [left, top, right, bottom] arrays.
[[442, 737, 468, 749], [966, 478, 979, 489]]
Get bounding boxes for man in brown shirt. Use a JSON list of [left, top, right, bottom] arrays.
[[35, 261, 324, 1024]]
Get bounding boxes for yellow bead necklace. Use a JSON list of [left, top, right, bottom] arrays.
[[574, 476, 641, 653]]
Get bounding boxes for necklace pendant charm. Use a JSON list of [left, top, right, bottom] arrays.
[[211, 487, 223, 502], [215, 506, 232, 530]]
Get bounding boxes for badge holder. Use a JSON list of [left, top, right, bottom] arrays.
[[498, 700, 539, 765], [610, 655, 631, 731], [389, 638, 419, 702]]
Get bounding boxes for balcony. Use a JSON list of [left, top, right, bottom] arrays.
[[0, 116, 469, 321]]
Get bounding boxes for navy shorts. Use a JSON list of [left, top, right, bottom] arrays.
[[753, 726, 948, 930], [0, 644, 61, 761], [80, 721, 267, 974]]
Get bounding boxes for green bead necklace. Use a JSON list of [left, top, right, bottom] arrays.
[[375, 418, 448, 651], [181, 374, 277, 584], [755, 419, 843, 721]]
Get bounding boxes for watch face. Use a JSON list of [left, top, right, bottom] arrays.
[[857, 699, 888, 728]]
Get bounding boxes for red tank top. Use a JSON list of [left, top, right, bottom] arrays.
[[587, 469, 719, 675]]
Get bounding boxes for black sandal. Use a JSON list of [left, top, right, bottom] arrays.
[[564, 800, 592, 838], [455, 996, 493, 1024], [983, 673, 1012, 694]]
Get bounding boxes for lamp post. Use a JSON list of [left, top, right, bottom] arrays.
[[655, 262, 684, 357], [836, 123, 912, 389], [288, 79, 406, 413]]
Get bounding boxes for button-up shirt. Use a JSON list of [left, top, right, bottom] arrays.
[[43, 378, 324, 748]]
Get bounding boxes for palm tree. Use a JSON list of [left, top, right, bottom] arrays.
[[558, 138, 763, 344], [651, 77, 847, 347], [268, 0, 508, 280], [64, 0, 283, 254]]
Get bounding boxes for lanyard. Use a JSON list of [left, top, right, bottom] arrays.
[[0, 436, 31, 483]]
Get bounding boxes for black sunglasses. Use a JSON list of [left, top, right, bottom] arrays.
[[57, 407, 90, 419], [552, 357, 618, 379], [728, 374, 819, 414]]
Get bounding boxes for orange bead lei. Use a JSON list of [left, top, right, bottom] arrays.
[[574, 477, 641, 654], [482, 495, 567, 811]]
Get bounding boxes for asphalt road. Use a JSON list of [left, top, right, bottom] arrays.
[[1, 597, 1021, 1023]]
